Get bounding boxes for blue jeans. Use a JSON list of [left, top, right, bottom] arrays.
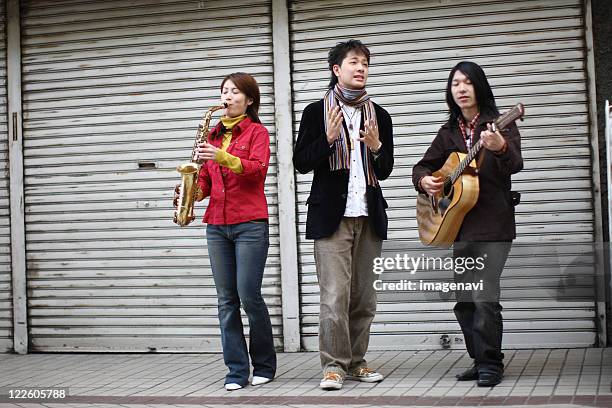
[[206, 221, 276, 386]]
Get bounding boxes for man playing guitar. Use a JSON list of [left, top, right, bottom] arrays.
[[413, 61, 523, 387]]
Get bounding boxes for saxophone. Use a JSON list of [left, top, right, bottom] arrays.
[[173, 103, 227, 226]]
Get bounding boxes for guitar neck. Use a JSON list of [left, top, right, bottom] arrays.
[[449, 141, 481, 185], [447, 103, 524, 186]]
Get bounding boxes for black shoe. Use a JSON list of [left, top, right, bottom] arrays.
[[455, 366, 478, 381], [477, 371, 502, 387]]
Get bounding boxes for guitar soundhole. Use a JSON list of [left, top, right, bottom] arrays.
[[443, 179, 453, 197], [438, 183, 454, 215], [439, 197, 451, 215]]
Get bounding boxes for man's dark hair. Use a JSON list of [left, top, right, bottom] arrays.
[[445, 61, 499, 123], [327, 39, 371, 89]]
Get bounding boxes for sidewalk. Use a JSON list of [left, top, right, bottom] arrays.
[[0, 348, 610, 408]]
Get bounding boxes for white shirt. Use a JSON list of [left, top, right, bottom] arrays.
[[341, 104, 368, 217]]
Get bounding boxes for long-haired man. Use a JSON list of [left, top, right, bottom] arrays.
[[413, 61, 523, 387]]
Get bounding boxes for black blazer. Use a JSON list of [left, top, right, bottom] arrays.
[[412, 113, 523, 241], [293, 99, 394, 240]]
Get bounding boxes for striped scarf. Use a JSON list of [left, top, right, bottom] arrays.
[[458, 113, 480, 150], [324, 84, 379, 187]]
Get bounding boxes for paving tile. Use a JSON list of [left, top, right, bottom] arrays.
[[0, 349, 607, 406], [553, 386, 578, 395]]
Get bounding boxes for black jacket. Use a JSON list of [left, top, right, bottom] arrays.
[[293, 99, 394, 240], [412, 113, 523, 241]]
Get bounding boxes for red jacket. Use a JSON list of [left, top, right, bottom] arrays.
[[197, 117, 270, 225]]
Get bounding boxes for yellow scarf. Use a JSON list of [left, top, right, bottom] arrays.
[[215, 114, 247, 173], [220, 114, 247, 132]]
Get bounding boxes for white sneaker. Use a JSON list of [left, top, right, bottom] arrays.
[[346, 367, 384, 383], [320, 372, 344, 390], [251, 376, 272, 386], [224, 383, 243, 391]]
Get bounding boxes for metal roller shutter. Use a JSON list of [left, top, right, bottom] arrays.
[[21, 0, 281, 352], [290, 0, 598, 350], [0, 0, 12, 353]]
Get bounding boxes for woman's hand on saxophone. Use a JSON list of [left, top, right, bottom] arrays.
[[174, 184, 204, 205], [194, 142, 220, 162]]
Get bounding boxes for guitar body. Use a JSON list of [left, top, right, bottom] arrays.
[[416, 152, 480, 247]]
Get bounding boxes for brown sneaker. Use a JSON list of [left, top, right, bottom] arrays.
[[320, 372, 344, 390], [346, 367, 384, 383]]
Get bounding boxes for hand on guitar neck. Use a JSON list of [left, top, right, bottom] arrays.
[[480, 123, 507, 153]]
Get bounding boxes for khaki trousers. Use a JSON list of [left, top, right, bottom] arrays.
[[314, 216, 382, 376]]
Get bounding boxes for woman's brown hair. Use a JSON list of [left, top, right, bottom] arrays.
[[220, 72, 262, 124]]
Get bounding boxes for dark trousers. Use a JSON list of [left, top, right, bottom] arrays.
[[207, 221, 277, 386], [453, 241, 512, 374]]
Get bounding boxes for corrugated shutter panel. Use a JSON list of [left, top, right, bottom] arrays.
[[291, 0, 597, 350], [0, 0, 12, 353], [21, 0, 281, 352]]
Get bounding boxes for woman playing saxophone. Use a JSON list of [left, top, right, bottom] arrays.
[[192, 72, 276, 390]]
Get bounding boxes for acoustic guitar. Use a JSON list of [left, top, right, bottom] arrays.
[[416, 103, 525, 247]]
